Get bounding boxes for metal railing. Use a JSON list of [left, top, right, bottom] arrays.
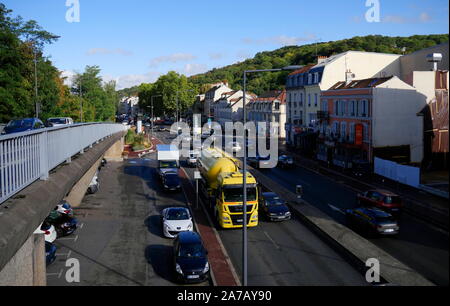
[[0, 123, 127, 204]]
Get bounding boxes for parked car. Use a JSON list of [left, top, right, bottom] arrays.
[[260, 192, 291, 221], [345, 207, 399, 236], [161, 207, 193, 238], [34, 221, 57, 243], [173, 231, 210, 283], [161, 172, 181, 192], [248, 155, 271, 169], [45, 210, 78, 237], [46, 117, 73, 127], [186, 151, 199, 167], [87, 173, 99, 194], [157, 126, 167, 132], [45, 241, 57, 266], [1, 118, 45, 135], [278, 155, 294, 169], [357, 189, 403, 216], [54, 200, 73, 216]]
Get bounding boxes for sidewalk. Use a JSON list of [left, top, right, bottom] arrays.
[[279, 142, 449, 230]]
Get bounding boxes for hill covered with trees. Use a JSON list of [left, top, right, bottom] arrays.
[[188, 34, 448, 95]]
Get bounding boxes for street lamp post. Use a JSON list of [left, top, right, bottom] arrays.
[[241, 65, 302, 286], [151, 95, 162, 136]]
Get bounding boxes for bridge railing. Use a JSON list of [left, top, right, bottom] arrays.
[[0, 123, 127, 204]]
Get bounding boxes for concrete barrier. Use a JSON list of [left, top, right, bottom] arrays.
[[0, 132, 124, 278]]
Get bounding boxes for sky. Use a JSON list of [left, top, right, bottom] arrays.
[[2, 0, 449, 89]]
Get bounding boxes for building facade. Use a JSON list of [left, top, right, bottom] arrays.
[[213, 90, 255, 127], [318, 76, 427, 169], [247, 90, 287, 139], [204, 82, 233, 119]]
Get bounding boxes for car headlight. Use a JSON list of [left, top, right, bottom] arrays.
[[202, 262, 209, 274], [270, 213, 277, 216], [164, 224, 172, 231], [252, 214, 258, 219], [223, 216, 230, 220], [187, 223, 192, 230], [164, 184, 169, 188], [176, 263, 183, 275], [285, 211, 291, 216]]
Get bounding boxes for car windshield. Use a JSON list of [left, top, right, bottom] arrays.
[[167, 209, 189, 220], [223, 187, 257, 202], [385, 196, 401, 204], [179, 243, 204, 258], [160, 161, 178, 168], [265, 196, 285, 206], [7, 119, 33, 128], [48, 118, 66, 124]]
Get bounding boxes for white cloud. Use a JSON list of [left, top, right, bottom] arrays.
[[86, 48, 133, 56], [149, 53, 197, 67], [209, 52, 226, 60], [103, 72, 161, 90], [180, 63, 209, 76], [383, 12, 433, 24], [242, 34, 318, 46]]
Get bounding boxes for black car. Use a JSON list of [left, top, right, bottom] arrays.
[[45, 241, 57, 266], [260, 192, 291, 221], [173, 231, 209, 283], [162, 172, 181, 192], [278, 155, 294, 169], [2, 118, 45, 135], [45, 210, 78, 237], [248, 155, 272, 169], [345, 207, 399, 236]]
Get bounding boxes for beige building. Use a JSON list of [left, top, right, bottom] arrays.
[[213, 90, 255, 127], [204, 82, 233, 119], [247, 90, 287, 139]]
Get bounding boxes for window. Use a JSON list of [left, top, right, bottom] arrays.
[[363, 124, 369, 142], [308, 74, 312, 84], [334, 100, 339, 116], [294, 93, 297, 103], [314, 93, 318, 107], [349, 123, 355, 142], [275, 102, 280, 110], [321, 99, 328, 112], [350, 100, 356, 116], [341, 122, 347, 140], [308, 94, 311, 107]]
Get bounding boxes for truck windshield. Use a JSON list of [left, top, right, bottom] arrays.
[[160, 161, 178, 168], [223, 187, 257, 202]]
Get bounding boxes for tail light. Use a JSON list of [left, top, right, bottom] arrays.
[[64, 210, 70, 214]]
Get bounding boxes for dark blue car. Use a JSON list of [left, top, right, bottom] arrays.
[[162, 172, 181, 192], [2, 118, 45, 135], [173, 232, 209, 283], [260, 192, 291, 221], [45, 241, 57, 266]]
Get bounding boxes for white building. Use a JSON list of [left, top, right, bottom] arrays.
[[247, 90, 287, 139], [213, 90, 255, 127], [118, 96, 140, 117], [286, 51, 402, 147], [204, 82, 233, 119]]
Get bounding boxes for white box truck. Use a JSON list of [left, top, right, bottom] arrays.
[[156, 144, 180, 177]]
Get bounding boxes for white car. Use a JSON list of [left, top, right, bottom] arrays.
[[161, 207, 193, 238], [187, 151, 199, 167], [47, 117, 73, 127], [87, 173, 99, 194], [34, 222, 57, 243]]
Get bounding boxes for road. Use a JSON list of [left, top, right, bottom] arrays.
[[47, 157, 208, 286], [154, 130, 368, 286]]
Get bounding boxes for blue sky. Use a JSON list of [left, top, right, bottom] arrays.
[[3, 0, 449, 89]]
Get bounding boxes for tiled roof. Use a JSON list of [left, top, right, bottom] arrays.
[[328, 76, 394, 90], [288, 64, 315, 76], [252, 89, 286, 103]]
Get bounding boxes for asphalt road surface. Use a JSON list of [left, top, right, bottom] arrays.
[[155, 130, 368, 286], [47, 158, 208, 286]]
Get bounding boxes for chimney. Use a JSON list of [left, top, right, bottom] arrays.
[[427, 53, 443, 72], [345, 69, 355, 85], [317, 56, 328, 64]]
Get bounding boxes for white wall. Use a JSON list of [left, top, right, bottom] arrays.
[[372, 77, 427, 163]]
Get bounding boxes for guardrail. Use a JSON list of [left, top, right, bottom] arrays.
[[0, 123, 127, 204]]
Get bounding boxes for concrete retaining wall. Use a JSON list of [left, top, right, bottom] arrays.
[[0, 132, 124, 281]]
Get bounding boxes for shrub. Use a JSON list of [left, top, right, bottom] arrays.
[[125, 129, 135, 145]]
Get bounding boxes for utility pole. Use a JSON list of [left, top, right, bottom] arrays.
[[34, 47, 39, 119], [79, 77, 83, 123]]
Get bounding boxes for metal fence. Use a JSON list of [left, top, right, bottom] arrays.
[[0, 123, 127, 204], [374, 157, 421, 188]]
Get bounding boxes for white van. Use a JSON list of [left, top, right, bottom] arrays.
[[47, 117, 74, 127]]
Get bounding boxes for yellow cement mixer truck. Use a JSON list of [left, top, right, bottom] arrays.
[[197, 147, 259, 229]]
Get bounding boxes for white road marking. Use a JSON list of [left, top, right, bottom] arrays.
[[46, 269, 63, 278], [263, 231, 281, 250], [79, 223, 84, 229], [328, 204, 346, 215]]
